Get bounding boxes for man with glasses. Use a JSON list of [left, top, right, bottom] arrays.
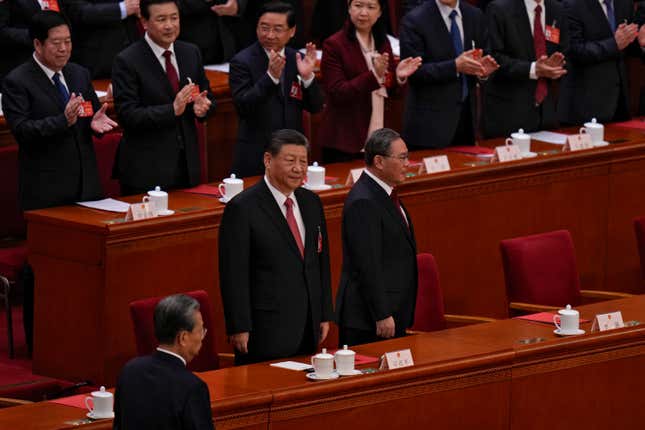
[[336, 128, 418, 347], [228, 1, 323, 178], [113, 294, 214, 430]]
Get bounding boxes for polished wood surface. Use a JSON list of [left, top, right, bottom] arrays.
[[1, 295, 644, 429], [25, 125, 645, 386]]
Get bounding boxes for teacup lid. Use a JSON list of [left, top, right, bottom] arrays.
[[308, 161, 324, 172], [559, 304, 578, 316], [92, 386, 113, 398], [511, 128, 530, 138], [148, 186, 167, 197], [314, 348, 334, 359], [335, 344, 355, 356], [224, 173, 243, 184], [584, 118, 603, 128]]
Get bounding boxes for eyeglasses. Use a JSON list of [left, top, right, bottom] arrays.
[[258, 25, 288, 35], [381, 153, 409, 161]]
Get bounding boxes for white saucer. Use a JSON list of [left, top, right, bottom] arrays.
[[337, 369, 363, 376], [306, 371, 340, 381], [157, 209, 174, 216], [521, 151, 538, 158], [87, 411, 114, 420], [554, 328, 585, 336], [218, 197, 229, 204], [593, 141, 610, 147], [303, 183, 332, 191]]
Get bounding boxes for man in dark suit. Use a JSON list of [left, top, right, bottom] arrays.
[[177, 0, 247, 65], [559, 0, 643, 124], [228, 1, 323, 178], [112, 0, 216, 195], [1, 10, 116, 352], [219, 129, 333, 365], [336, 128, 418, 347], [484, 0, 568, 138], [113, 294, 215, 430], [66, 0, 141, 78], [399, 0, 499, 150], [0, 0, 70, 81]]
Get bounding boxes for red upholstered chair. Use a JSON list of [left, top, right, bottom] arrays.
[[92, 132, 122, 198], [130, 290, 227, 372], [410, 253, 494, 333], [634, 216, 645, 283], [195, 120, 208, 184], [0, 243, 28, 358], [0, 145, 26, 237], [500, 230, 631, 315]]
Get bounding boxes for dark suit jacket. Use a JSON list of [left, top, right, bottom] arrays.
[[318, 22, 398, 155], [484, 0, 569, 137], [559, 0, 636, 124], [1, 58, 102, 210], [178, 0, 247, 65], [336, 173, 418, 335], [113, 351, 214, 430], [112, 39, 216, 192], [228, 41, 324, 178], [218, 180, 333, 362], [67, 0, 139, 78], [400, 0, 488, 149]]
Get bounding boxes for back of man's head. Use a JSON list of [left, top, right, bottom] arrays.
[[364, 128, 401, 166], [154, 294, 200, 346], [265, 128, 309, 156], [29, 10, 69, 43]]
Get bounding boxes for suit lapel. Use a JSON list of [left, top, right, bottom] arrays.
[[428, 1, 455, 57], [295, 188, 318, 262], [139, 40, 175, 98], [586, 0, 613, 35], [460, 3, 474, 51], [514, 0, 536, 58], [175, 43, 191, 88], [257, 181, 304, 261], [28, 59, 64, 111]]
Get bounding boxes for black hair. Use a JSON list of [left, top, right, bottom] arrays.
[[266, 129, 310, 156], [258, 1, 296, 28], [29, 10, 70, 43], [153, 294, 200, 345], [346, 0, 389, 49], [364, 128, 400, 166]]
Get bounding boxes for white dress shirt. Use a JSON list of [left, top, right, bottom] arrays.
[[264, 176, 306, 245], [436, 0, 464, 48], [156, 347, 187, 366], [33, 53, 70, 95], [364, 169, 408, 223], [145, 33, 180, 77], [524, 0, 547, 80]]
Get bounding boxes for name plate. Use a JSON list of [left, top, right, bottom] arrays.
[[125, 202, 155, 221], [495, 144, 522, 163], [345, 168, 365, 186], [591, 311, 625, 332], [419, 155, 451, 175], [379, 349, 414, 370], [565, 133, 593, 152]]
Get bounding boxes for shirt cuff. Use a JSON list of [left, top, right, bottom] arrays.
[[267, 71, 280, 85], [119, 1, 127, 19], [301, 74, 314, 88], [529, 61, 537, 80]]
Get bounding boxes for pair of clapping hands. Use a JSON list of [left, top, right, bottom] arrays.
[[267, 42, 318, 82], [371, 53, 424, 84], [173, 80, 211, 118], [64, 93, 117, 134]]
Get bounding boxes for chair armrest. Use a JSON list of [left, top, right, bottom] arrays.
[[580, 289, 633, 300], [509, 301, 559, 314], [217, 352, 236, 368], [444, 314, 496, 324], [0, 397, 33, 408]]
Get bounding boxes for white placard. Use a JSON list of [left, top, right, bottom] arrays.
[[380, 349, 414, 370], [420, 155, 451, 175], [565, 133, 593, 152], [495, 144, 522, 162], [77, 198, 130, 213], [125, 202, 154, 221], [345, 168, 365, 186], [591, 311, 625, 332]]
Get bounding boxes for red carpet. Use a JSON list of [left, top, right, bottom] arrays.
[[0, 305, 95, 401]]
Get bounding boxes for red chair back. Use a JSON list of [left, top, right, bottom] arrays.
[[500, 230, 582, 308], [0, 145, 26, 237], [634, 216, 645, 282], [93, 132, 122, 198], [129, 290, 219, 371], [411, 253, 447, 332]]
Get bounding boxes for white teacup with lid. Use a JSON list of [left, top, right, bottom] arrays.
[[311, 348, 335, 377], [505, 128, 531, 154], [307, 162, 325, 188], [580, 118, 606, 146], [144, 186, 172, 216], [218, 174, 244, 202], [553, 304, 580, 335], [85, 386, 114, 419], [335, 344, 356, 375]]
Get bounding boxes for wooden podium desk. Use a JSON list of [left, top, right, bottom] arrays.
[[1, 295, 643, 430], [25, 125, 645, 385]]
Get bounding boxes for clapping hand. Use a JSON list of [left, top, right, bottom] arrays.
[[478, 55, 499, 78], [91, 103, 118, 134], [296, 42, 317, 81], [64, 93, 83, 126], [212, 0, 238, 16], [193, 90, 211, 118], [614, 22, 638, 50], [268, 49, 286, 81], [395, 56, 422, 82]]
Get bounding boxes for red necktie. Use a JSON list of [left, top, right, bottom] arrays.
[[390, 188, 409, 229], [533, 4, 547, 105], [163, 50, 179, 94], [284, 197, 304, 258]]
